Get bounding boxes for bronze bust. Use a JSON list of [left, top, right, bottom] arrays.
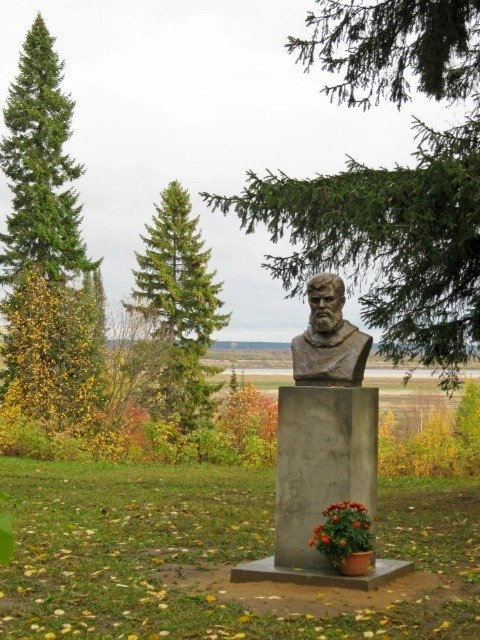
[[292, 273, 373, 387]]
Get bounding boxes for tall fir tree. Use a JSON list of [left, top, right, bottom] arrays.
[[129, 180, 230, 429], [0, 12, 96, 282], [82, 267, 108, 407], [202, 0, 480, 390], [0, 14, 104, 429]]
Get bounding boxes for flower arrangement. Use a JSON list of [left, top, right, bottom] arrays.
[[309, 501, 373, 568]]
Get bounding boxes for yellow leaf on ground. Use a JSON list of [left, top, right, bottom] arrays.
[[237, 614, 250, 623], [205, 594, 217, 603]]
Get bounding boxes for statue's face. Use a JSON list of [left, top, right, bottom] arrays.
[[308, 284, 345, 333]]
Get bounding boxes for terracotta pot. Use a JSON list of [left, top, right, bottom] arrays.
[[338, 551, 372, 576]]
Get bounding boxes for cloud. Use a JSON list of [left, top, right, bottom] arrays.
[[0, 0, 466, 342]]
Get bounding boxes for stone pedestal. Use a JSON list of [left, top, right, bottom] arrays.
[[231, 385, 415, 587], [275, 386, 378, 570]]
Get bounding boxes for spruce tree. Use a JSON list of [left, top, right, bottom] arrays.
[[129, 180, 230, 429], [202, 0, 480, 390], [0, 15, 104, 431], [0, 12, 95, 282], [82, 267, 108, 406]]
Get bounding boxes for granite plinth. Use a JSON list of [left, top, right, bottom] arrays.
[[231, 556, 415, 591], [275, 387, 378, 570]]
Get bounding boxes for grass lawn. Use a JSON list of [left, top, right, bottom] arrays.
[[0, 458, 479, 639]]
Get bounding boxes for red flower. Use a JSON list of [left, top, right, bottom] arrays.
[[338, 538, 347, 547], [313, 525, 324, 535], [320, 534, 332, 545], [352, 520, 361, 528], [349, 502, 366, 511], [331, 514, 340, 523], [363, 523, 370, 530], [308, 538, 316, 547]]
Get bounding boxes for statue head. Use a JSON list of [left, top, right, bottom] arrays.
[[307, 273, 345, 334]]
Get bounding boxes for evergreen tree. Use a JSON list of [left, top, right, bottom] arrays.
[[0, 15, 105, 428], [129, 180, 230, 429], [0, 12, 96, 282], [85, 266, 107, 349], [82, 267, 108, 406], [286, 0, 480, 109], [202, 1, 480, 390]]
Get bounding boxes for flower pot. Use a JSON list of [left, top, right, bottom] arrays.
[[338, 551, 372, 576]]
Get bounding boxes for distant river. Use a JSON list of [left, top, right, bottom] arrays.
[[222, 367, 480, 378]]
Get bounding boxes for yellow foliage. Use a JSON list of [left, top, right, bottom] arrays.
[[1, 270, 103, 436], [378, 404, 464, 477]]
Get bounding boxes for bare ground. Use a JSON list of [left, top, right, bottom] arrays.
[[156, 562, 463, 618]]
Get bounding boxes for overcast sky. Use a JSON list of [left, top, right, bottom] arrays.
[[0, 0, 467, 342]]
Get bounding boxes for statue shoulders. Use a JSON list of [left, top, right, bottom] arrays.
[[291, 322, 373, 385]]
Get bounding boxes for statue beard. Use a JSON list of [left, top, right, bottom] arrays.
[[310, 309, 343, 334]]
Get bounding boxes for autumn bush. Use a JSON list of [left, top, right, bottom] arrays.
[[0, 270, 104, 437], [4, 365, 479, 473], [218, 382, 278, 467], [456, 378, 480, 474], [0, 382, 279, 466], [378, 382, 480, 477]]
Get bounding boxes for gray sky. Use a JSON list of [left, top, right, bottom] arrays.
[[0, 0, 467, 342]]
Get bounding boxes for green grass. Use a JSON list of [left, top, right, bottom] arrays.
[[0, 458, 479, 638]]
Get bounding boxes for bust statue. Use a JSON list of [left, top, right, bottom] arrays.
[[292, 273, 373, 387]]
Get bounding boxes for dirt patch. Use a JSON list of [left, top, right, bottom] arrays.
[[155, 563, 462, 617]]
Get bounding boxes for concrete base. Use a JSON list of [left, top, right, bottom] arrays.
[[231, 556, 415, 591], [275, 387, 379, 570]]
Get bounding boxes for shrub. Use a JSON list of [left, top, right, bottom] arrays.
[[378, 410, 404, 477], [0, 417, 54, 460], [403, 407, 461, 477], [144, 419, 187, 464], [242, 434, 277, 468], [219, 382, 278, 463], [185, 427, 241, 466], [456, 379, 480, 474], [378, 402, 462, 477]]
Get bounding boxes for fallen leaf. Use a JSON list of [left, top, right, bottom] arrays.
[[237, 614, 250, 623]]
